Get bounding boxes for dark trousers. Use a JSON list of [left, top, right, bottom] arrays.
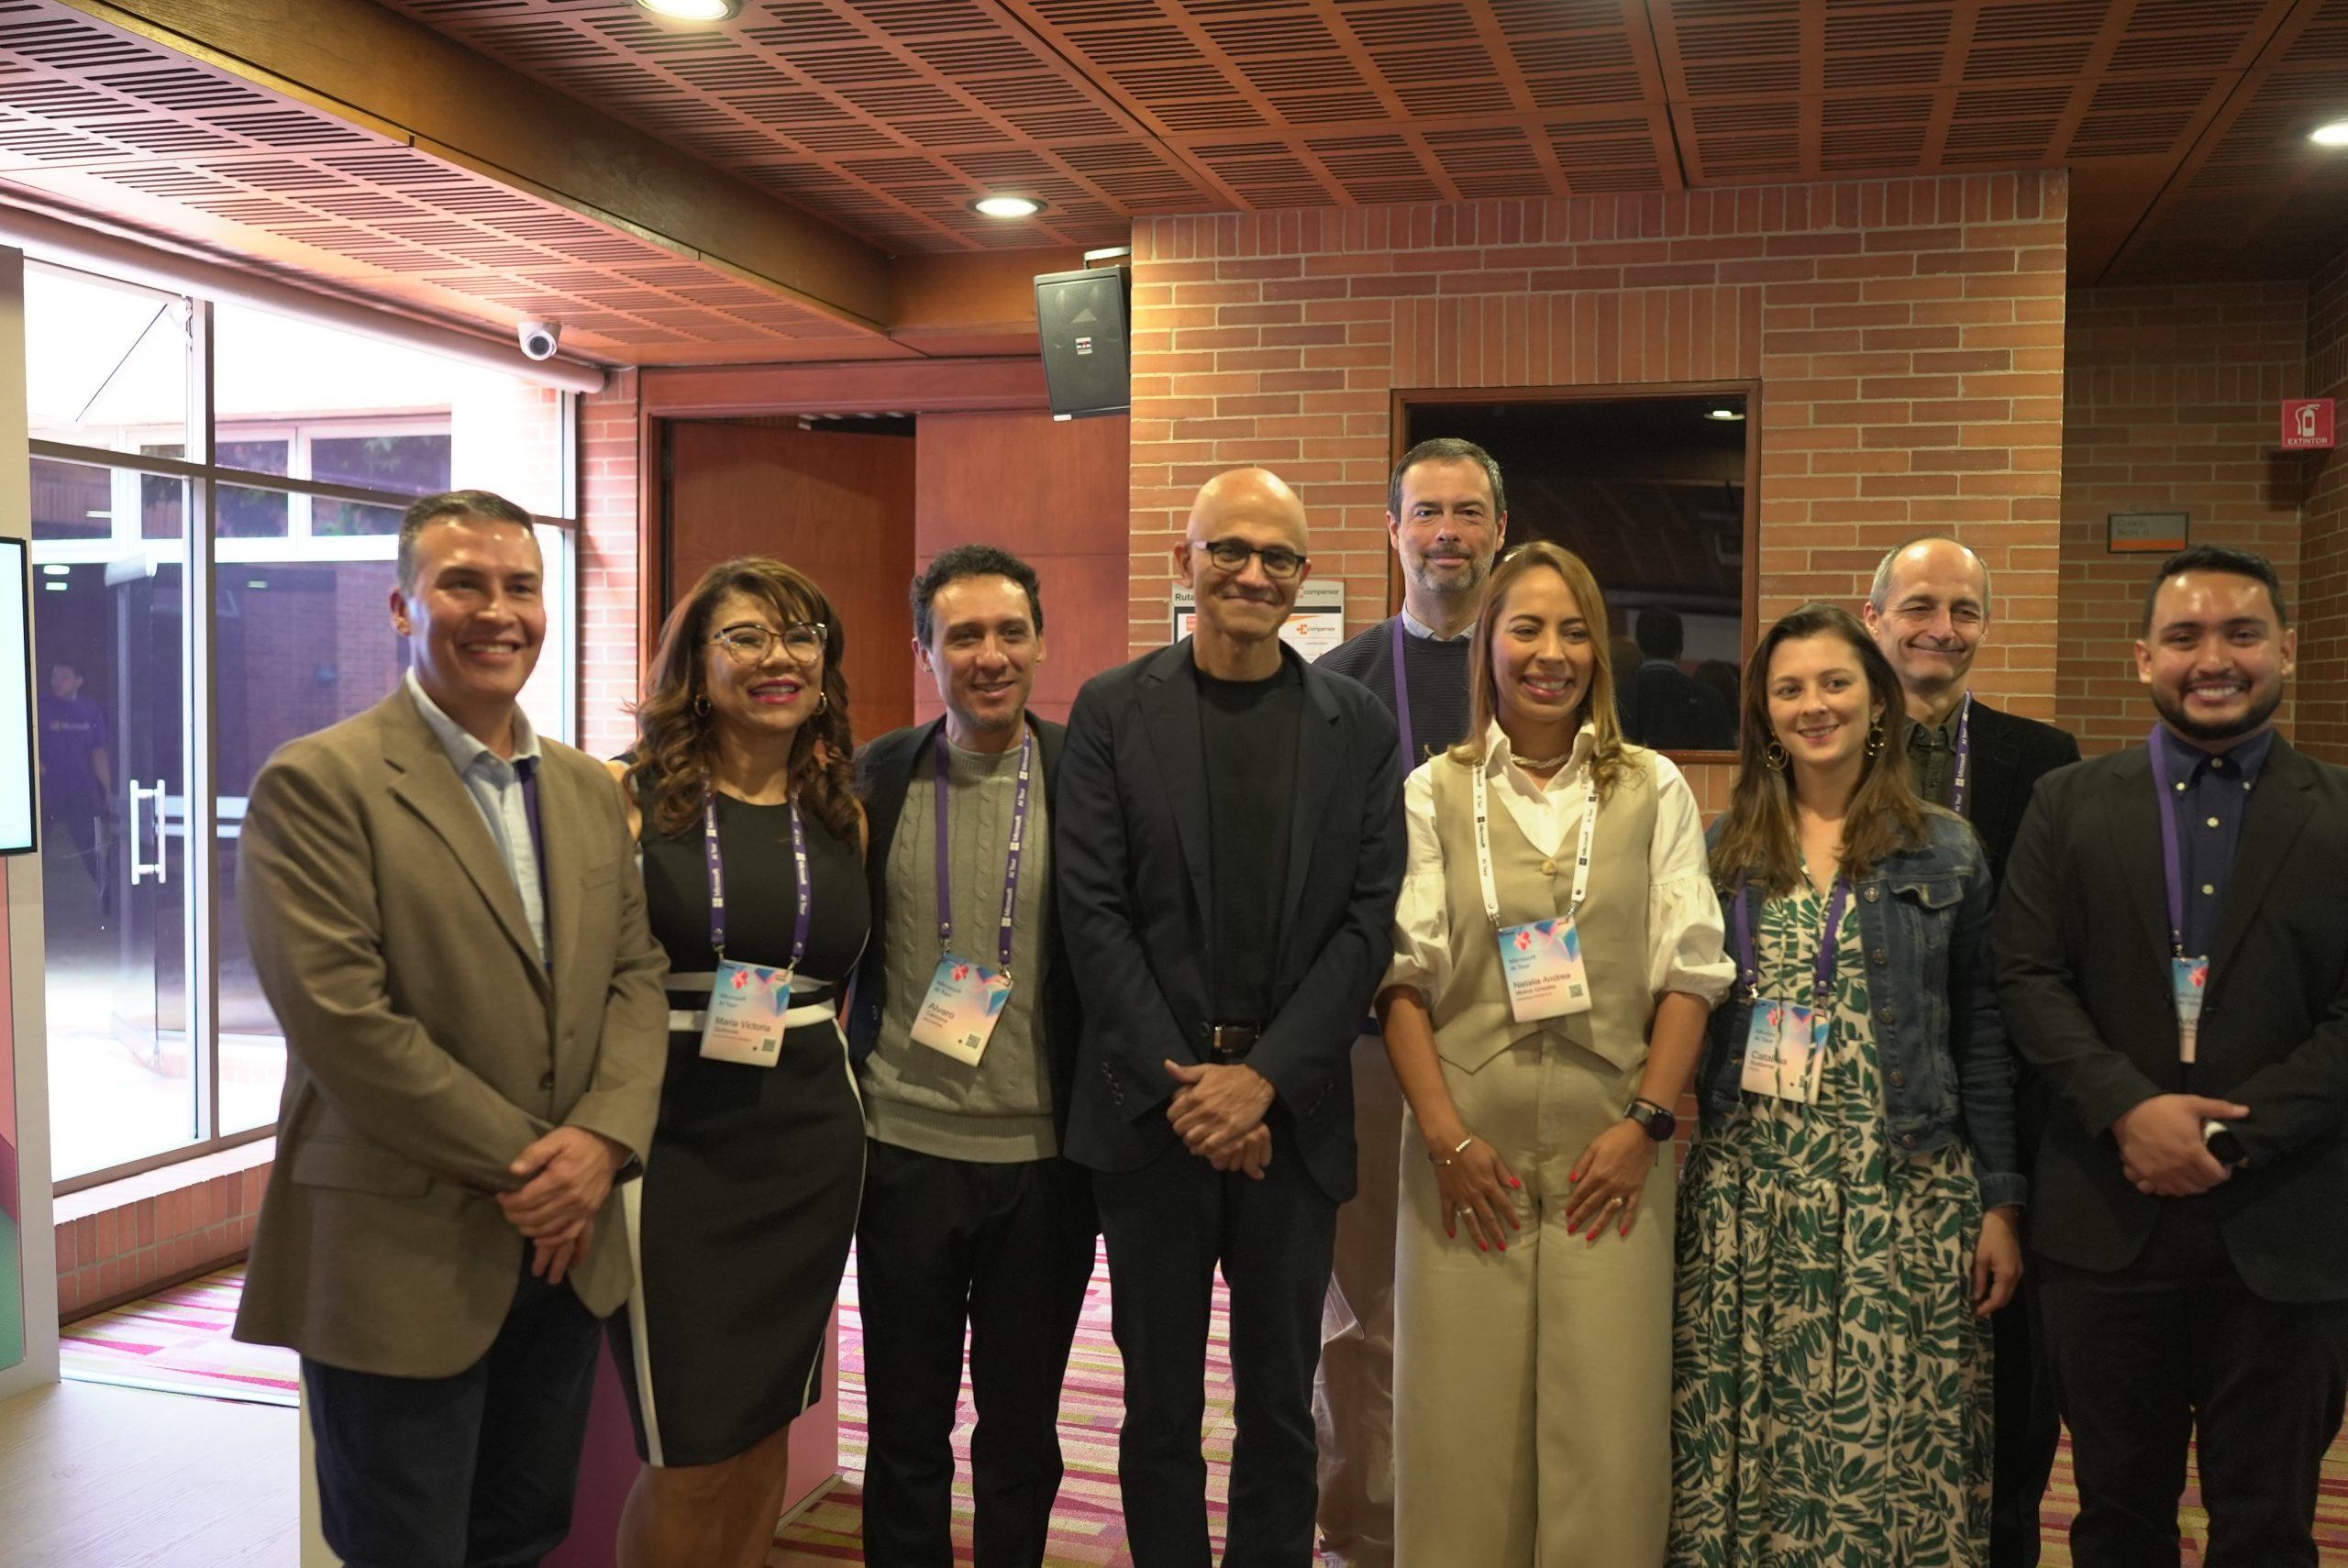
[[856, 1139, 1098, 1568], [1988, 1273, 2061, 1568], [302, 1250, 604, 1568], [1095, 1120, 1340, 1568], [2038, 1200, 2348, 1568]]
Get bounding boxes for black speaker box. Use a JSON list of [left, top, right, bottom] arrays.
[[1035, 265, 1131, 419]]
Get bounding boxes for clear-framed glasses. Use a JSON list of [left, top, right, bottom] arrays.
[[711, 622, 826, 665], [1198, 537, 1308, 580]]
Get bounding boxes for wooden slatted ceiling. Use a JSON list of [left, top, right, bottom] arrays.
[[0, 2, 899, 361], [376, 0, 2348, 283]]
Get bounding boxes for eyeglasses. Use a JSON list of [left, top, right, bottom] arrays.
[[711, 622, 826, 665], [1196, 537, 1308, 580]]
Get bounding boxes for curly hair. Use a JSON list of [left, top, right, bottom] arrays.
[[627, 558, 859, 845]]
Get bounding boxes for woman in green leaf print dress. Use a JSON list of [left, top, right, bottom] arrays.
[[1670, 603, 2026, 1568]]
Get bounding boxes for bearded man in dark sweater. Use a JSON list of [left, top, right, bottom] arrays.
[[1309, 436, 1506, 1568]]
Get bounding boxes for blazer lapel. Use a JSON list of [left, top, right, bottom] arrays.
[[1280, 658, 1337, 945], [380, 696, 549, 992], [1965, 699, 2019, 839], [534, 754, 585, 1000], [2208, 739, 2317, 983], [1138, 641, 1213, 929], [2097, 743, 2176, 971], [865, 720, 941, 882]]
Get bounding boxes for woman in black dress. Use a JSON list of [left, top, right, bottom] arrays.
[[606, 557, 869, 1568]]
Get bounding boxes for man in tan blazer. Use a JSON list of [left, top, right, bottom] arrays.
[[234, 489, 667, 1568]]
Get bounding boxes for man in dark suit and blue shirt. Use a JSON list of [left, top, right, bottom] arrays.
[[1995, 543, 2348, 1568], [1310, 436, 1504, 1568], [1864, 535, 2080, 1567], [1058, 467, 1407, 1568], [849, 545, 1094, 1568]]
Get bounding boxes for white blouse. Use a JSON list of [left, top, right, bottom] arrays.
[[1385, 722, 1734, 1008]]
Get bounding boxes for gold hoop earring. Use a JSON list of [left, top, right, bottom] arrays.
[[816, 690, 829, 714], [692, 692, 709, 717], [1866, 721, 1887, 757], [1764, 740, 1788, 771]]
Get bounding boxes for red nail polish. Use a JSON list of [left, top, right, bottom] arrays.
[[1511, 1176, 1523, 1188]]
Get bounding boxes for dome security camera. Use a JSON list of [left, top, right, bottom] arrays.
[[517, 319, 561, 361]]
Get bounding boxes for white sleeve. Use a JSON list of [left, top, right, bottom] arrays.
[[1645, 756, 1734, 1003], [1384, 760, 1453, 1004]]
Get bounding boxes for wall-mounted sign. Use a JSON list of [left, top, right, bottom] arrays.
[[1171, 579, 1346, 660], [2108, 511, 2189, 555], [2282, 397, 2336, 450]]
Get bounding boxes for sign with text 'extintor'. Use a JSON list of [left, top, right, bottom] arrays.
[[2282, 398, 2335, 450]]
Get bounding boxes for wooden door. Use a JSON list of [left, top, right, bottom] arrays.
[[667, 420, 916, 742]]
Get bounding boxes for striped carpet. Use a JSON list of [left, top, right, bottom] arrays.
[[54, 1253, 2348, 1564]]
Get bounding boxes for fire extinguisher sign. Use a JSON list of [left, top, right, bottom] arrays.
[[2281, 398, 2336, 449]]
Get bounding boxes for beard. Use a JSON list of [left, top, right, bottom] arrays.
[[2150, 677, 2282, 745], [1410, 552, 1490, 600]]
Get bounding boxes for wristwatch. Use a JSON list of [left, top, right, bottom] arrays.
[[2203, 1119, 2249, 1169], [1625, 1098, 1677, 1142]]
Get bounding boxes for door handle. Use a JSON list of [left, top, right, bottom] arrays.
[[129, 779, 166, 885]]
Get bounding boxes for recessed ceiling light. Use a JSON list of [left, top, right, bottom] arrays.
[[2311, 120, 2348, 147], [971, 194, 1045, 218], [635, 0, 741, 19], [1705, 407, 1745, 421]]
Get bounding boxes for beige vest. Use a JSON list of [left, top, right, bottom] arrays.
[[1427, 751, 1660, 1075]]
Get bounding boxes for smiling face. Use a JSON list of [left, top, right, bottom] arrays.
[[1389, 456, 1505, 609], [1767, 630, 1886, 779], [1864, 538, 1988, 710], [2136, 569, 2294, 749], [702, 588, 825, 748], [1490, 564, 1595, 748], [918, 573, 1043, 745], [391, 516, 545, 731], [1177, 468, 1311, 647]]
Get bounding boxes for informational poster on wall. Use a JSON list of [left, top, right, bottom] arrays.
[[1170, 579, 1346, 661]]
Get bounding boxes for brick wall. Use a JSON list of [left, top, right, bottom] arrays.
[[53, 1154, 267, 1320], [581, 370, 643, 758], [1128, 174, 2069, 812], [2058, 284, 2307, 756], [2296, 256, 2348, 764]]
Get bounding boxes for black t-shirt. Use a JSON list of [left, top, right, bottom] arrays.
[[1197, 657, 1303, 1023]]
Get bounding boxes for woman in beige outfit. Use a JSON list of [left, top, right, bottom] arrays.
[[1378, 543, 1733, 1567]]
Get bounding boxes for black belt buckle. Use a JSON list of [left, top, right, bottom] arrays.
[[1206, 1023, 1261, 1063]]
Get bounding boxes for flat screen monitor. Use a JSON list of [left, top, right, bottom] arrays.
[[0, 538, 32, 855]]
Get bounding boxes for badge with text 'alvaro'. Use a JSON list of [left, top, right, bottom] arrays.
[[911, 955, 1015, 1066], [699, 959, 792, 1067]]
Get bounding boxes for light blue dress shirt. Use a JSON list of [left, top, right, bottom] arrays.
[[405, 669, 548, 962]]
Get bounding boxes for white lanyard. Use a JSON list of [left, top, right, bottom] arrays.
[[1471, 756, 1599, 931]]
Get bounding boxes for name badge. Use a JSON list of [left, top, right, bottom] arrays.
[[1741, 998, 1827, 1104], [698, 959, 792, 1067], [2171, 955, 2210, 1064], [1496, 915, 1592, 1024], [909, 953, 1013, 1066]]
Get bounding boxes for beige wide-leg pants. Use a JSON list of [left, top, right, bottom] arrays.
[[1314, 1033, 1404, 1567], [1391, 1035, 1675, 1568]]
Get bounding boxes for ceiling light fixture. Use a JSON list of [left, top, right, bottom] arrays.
[[1705, 407, 1745, 421], [2311, 120, 2348, 147], [971, 194, 1045, 218], [635, 0, 742, 19]]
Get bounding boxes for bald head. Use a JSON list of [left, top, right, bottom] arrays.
[[1187, 466, 1309, 551], [1864, 535, 1992, 717], [1178, 466, 1312, 662]]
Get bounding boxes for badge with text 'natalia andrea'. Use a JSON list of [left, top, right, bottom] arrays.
[[1497, 915, 1591, 1023], [911, 955, 1015, 1065]]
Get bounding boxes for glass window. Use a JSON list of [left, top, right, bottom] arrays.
[[26, 261, 580, 1187]]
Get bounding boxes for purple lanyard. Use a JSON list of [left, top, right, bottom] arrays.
[[704, 792, 810, 972], [1729, 877, 1852, 1004], [934, 729, 1035, 971], [1949, 692, 1973, 818], [2149, 726, 2187, 956], [1390, 615, 1415, 770]]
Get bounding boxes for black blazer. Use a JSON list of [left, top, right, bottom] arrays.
[[1961, 697, 2081, 887], [848, 715, 1083, 1142], [1054, 639, 1405, 1202], [1993, 734, 2348, 1302]]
